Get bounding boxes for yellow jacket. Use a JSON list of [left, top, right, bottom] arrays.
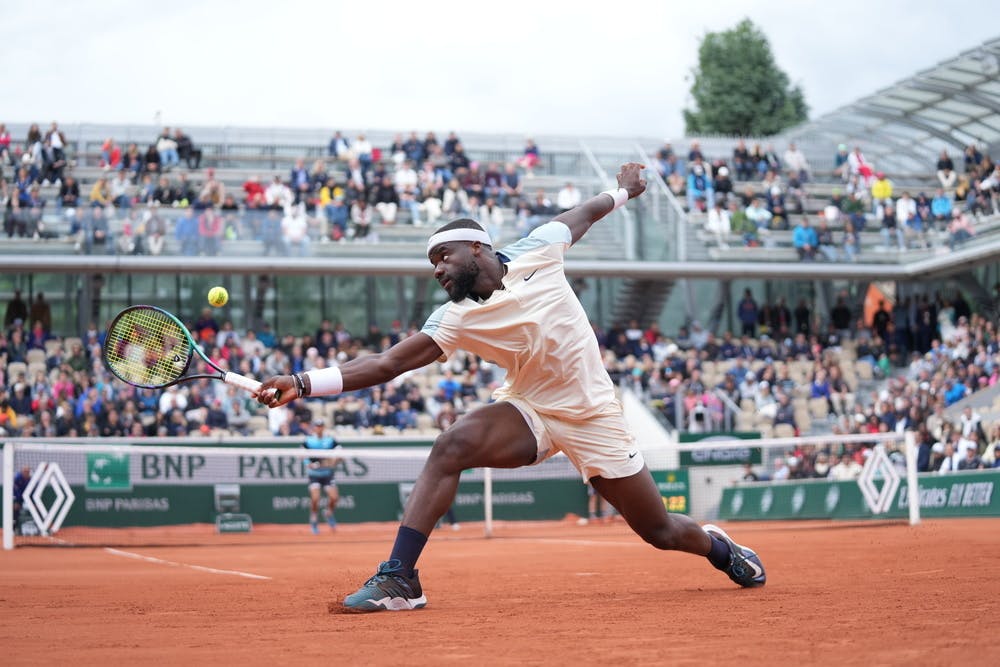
[[871, 178, 893, 200]]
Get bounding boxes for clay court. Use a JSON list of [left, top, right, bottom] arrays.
[[2, 518, 998, 665]]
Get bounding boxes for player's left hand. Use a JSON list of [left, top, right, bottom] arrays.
[[617, 162, 646, 199]]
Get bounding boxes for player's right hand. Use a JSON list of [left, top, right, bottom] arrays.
[[254, 375, 297, 408], [617, 162, 647, 199]]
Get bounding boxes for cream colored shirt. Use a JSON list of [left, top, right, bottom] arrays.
[[422, 221, 614, 420]]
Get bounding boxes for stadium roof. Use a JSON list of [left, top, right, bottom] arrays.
[[781, 35, 1000, 174]]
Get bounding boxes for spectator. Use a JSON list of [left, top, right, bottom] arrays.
[[930, 188, 953, 229], [516, 138, 540, 176], [328, 131, 351, 161], [174, 128, 201, 169], [948, 208, 975, 251], [29, 292, 52, 333], [881, 202, 905, 251], [198, 207, 224, 256], [371, 174, 399, 224], [782, 142, 810, 182], [5, 289, 28, 329], [732, 139, 753, 181], [686, 164, 714, 212], [792, 216, 818, 261], [556, 182, 582, 212], [705, 199, 731, 248], [847, 145, 874, 185], [281, 203, 310, 256], [156, 127, 179, 170], [871, 171, 893, 214]]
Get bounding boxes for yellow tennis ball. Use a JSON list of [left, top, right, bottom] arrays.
[[207, 286, 229, 307]]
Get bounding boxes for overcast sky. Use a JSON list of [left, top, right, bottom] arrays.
[[4, 1, 998, 139]]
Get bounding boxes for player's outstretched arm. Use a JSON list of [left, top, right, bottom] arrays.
[[554, 162, 646, 245], [256, 332, 444, 408]]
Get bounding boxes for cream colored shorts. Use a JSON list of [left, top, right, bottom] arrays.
[[497, 394, 646, 482]]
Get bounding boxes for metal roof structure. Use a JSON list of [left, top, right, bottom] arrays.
[[781, 36, 1000, 174]]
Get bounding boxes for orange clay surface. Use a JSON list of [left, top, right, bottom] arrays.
[[2, 518, 999, 666]]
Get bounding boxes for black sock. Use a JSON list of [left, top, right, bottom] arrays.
[[707, 535, 731, 570], [389, 526, 428, 576]]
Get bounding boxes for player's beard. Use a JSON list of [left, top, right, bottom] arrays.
[[447, 259, 480, 303]]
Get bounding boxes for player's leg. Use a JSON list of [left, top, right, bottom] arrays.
[[344, 401, 536, 612], [591, 469, 765, 587], [401, 401, 536, 534], [325, 483, 339, 529], [590, 469, 710, 553], [308, 482, 322, 534]]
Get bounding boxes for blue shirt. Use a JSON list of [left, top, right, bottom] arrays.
[[303, 434, 340, 477]]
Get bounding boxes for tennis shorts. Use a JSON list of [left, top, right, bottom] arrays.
[[307, 471, 336, 489], [496, 393, 645, 482]]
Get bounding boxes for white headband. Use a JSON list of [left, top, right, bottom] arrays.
[[426, 228, 492, 255]]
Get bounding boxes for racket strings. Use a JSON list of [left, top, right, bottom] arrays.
[[105, 308, 192, 387]]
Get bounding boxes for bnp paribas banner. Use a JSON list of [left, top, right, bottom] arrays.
[[719, 470, 1000, 520]]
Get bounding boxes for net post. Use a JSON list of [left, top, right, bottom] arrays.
[[904, 430, 921, 526], [3, 442, 14, 550], [483, 467, 493, 538]]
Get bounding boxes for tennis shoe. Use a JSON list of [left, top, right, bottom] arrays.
[[310, 519, 319, 535], [703, 523, 766, 588], [343, 559, 427, 612]]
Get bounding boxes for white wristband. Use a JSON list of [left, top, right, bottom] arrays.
[[602, 187, 628, 211], [304, 366, 343, 396]]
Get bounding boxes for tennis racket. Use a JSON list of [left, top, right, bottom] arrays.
[[102, 304, 265, 394]]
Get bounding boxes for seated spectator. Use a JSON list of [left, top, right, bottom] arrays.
[[934, 149, 955, 186], [156, 128, 179, 170], [928, 188, 952, 229], [792, 216, 818, 261], [733, 139, 753, 181], [281, 203, 310, 256], [517, 138, 540, 176], [728, 199, 756, 247], [556, 182, 582, 212], [782, 142, 810, 182], [948, 208, 975, 250], [881, 202, 905, 250], [174, 128, 201, 169], [705, 199, 731, 248], [815, 218, 838, 262], [686, 164, 714, 212]]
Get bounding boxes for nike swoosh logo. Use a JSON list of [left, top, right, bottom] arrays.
[[628, 451, 638, 459], [523, 269, 538, 281], [742, 553, 764, 579]]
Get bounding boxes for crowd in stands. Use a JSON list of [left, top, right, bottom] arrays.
[[605, 286, 1000, 479], [1, 121, 557, 254], [2, 281, 999, 484], [657, 137, 999, 260]]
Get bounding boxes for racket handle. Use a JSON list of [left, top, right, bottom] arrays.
[[223, 372, 262, 393]]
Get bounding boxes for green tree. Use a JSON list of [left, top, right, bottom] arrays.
[[683, 18, 808, 136]]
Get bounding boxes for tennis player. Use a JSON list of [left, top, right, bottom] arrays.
[[303, 418, 342, 534], [257, 162, 765, 612]]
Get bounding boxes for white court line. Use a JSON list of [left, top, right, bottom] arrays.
[[498, 537, 644, 548], [103, 547, 271, 580]]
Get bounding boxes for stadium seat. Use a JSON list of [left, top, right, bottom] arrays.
[[773, 423, 795, 439], [6, 362, 27, 381], [26, 349, 47, 365], [808, 397, 830, 419]]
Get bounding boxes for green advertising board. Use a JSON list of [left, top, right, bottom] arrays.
[[86, 453, 132, 491], [652, 469, 690, 514], [719, 470, 1000, 520], [679, 432, 762, 466]]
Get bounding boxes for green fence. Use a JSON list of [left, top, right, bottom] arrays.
[[719, 470, 1000, 520]]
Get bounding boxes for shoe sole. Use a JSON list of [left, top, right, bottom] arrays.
[[343, 595, 428, 613], [703, 523, 766, 588]]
